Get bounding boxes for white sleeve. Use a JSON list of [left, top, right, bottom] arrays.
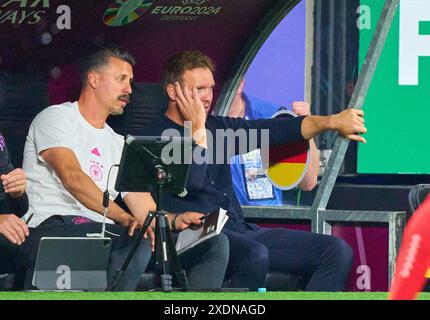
[[30, 107, 75, 162]]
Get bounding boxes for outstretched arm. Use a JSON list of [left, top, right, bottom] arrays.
[[301, 109, 367, 143]]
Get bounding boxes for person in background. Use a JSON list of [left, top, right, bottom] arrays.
[[0, 131, 29, 287], [228, 79, 319, 206]]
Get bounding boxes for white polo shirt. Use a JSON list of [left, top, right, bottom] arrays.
[[23, 101, 124, 227]]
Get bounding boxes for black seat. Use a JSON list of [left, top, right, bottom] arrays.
[[408, 184, 430, 212], [137, 270, 302, 291], [0, 274, 15, 291]]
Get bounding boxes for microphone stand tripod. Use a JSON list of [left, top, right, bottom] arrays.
[[108, 165, 188, 292]]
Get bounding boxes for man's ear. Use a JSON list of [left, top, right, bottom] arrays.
[[166, 84, 177, 101], [87, 72, 98, 89]]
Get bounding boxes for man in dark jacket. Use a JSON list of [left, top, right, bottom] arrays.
[[0, 131, 29, 279], [136, 50, 367, 291]]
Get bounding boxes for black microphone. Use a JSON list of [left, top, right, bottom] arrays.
[[103, 190, 110, 208]]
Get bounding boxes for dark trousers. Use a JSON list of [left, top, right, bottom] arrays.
[[171, 233, 229, 289], [0, 235, 20, 275], [17, 215, 152, 291], [224, 226, 354, 291]]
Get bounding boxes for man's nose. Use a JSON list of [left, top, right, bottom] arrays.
[[200, 90, 210, 101], [124, 82, 132, 94]]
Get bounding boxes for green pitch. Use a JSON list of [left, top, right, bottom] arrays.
[[1, 291, 430, 300]]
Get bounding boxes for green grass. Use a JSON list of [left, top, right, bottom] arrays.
[[1, 291, 430, 300]]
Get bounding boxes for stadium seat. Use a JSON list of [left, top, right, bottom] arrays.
[[222, 271, 302, 291], [408, 184, 430, 213], [263, 271, 302, 291], [137, 270, 303, 291], [0, 274, 15, 291], [2, 268, 302, 291]]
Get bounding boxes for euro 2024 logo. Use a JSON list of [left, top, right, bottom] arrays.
[[103, 0, 213, 27], [103, 0, 153, 27]]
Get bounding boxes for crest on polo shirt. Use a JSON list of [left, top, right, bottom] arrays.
[[89, 147, 104, 182]]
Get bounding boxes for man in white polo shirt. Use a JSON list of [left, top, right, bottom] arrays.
[[18, 45, 229, 290]]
